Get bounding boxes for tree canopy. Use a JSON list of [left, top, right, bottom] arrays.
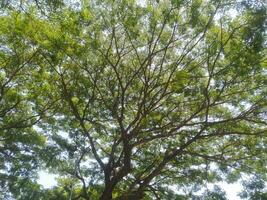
[[0, 0, 266, 199]]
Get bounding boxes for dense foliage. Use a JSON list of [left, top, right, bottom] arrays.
[[0, 0, 266, 199]]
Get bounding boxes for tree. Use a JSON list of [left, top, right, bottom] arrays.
[[0, 0, 266, 199], [0, 3, 59, 198], [238, 175, 267, 200], [193, 185, 227, 200]]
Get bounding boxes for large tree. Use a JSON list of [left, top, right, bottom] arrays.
[[0, 0, 266, 199], [0, 7, 59, 199]]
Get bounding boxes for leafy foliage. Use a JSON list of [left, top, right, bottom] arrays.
[[0, 0, 266, 199], [238, 175, 267, 200]]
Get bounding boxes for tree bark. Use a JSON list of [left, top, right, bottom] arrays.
[[100, 187, 113, 200]]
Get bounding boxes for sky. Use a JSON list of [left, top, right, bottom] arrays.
[[38, 171, 243, 199]]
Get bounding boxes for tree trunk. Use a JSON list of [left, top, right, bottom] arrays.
[[100, 187, 113, 200], [118, 191, 145, 200]]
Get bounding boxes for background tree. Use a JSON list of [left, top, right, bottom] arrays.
[[0, 5, 60, 199], [238, 175, 267, 200], [0, 0, 266, 199]]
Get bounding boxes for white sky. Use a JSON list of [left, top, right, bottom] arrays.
[[38, 171, 243, 199]]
